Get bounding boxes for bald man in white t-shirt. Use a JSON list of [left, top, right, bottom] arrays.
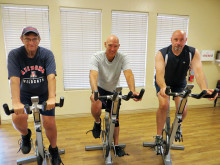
[[89, 35, 141, 157]]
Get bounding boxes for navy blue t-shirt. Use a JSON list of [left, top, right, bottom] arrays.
[[7, 46, 56, 103], [155, 45, 195, 87]]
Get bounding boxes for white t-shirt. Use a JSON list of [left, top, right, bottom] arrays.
[[90, 51, 130, 92]]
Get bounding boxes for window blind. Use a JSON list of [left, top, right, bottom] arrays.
[[60, 8, 102, 90], [112, 11, 148, 88], [1, 4, 50, 57]]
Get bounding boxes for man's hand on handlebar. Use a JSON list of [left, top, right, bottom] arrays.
[[3, 97, 64, 116], [159, 87, 169, 98], [92, 88, 145, 102], [13, 102, 25, 115], [46, 97, 56, 110], [132, 91, 141, 101], [204, 89, 218, 101], [90, 92, 99, 102], [130, 89, 145, 101], [165, 85, 219, 99]]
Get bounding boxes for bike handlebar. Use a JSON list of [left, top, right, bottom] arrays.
[[94, 88, 145, 101], [191, 89, 219, 99], [3, 97, 64, 116], [3, 104, 14, 115], [130, 88, 145, 100], [165, 86, 219, 99], [122, 91, 133, 101]]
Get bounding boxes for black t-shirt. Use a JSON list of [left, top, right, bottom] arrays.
[[159, 45, 195, 86], [7, 46, 56, 99]]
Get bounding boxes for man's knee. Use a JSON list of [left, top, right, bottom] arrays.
[[91, 101, 102, 113], [12, 114, 28, 124], [159, 102, 169, 111], [42, 116, 56, 130]]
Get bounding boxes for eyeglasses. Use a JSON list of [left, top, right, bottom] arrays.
[[23, 38, 39, 43]]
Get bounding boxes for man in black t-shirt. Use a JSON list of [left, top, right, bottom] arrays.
[[7, 27, 62, 165], [154, 30, 217, 154]]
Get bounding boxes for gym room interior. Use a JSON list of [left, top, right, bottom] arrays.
[[0, 0, 219, 164]]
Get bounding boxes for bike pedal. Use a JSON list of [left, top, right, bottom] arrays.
[[175, 135, 183, 142], [156, 151, 162, 155], [155, 146, 162, 155], [156, 152, 162, 155], [175, 137, 180, 142]]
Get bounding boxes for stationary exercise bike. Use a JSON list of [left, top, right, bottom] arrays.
[[85, 87, 145, 165], [143, 84, 219, 165], [3, 96, 65, 165]]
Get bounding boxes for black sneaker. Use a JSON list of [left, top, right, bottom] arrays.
[[86, 119, 101, 138], [93, 120, 101, 138], [18, 128, 32, 154], [155, 135, 163, 155], [175, 124, 183, 142], [115, 146, 129, 157], [49, 145, 64, 165]]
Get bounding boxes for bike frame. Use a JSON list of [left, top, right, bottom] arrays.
[[85, 87, 126, 165], [105, 87, 123, 165], [16, 96, 65, 165], [143, 84, 194, 165]]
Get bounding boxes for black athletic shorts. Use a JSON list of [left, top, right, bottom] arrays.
[[98, 86, 121, 119], [155, 81, 186, 94]]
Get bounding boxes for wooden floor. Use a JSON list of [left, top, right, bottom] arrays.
[[0, 106, 220, 165]]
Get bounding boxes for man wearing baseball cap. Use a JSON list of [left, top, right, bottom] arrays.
[[7, 26, 63, 165], [21, 26, 40, 36]]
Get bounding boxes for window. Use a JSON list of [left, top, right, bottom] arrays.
[[60, 8, 102, 90], [1, 4, 50, 57], [112, 11, 148, 87], [154, 14, 189, 84]]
